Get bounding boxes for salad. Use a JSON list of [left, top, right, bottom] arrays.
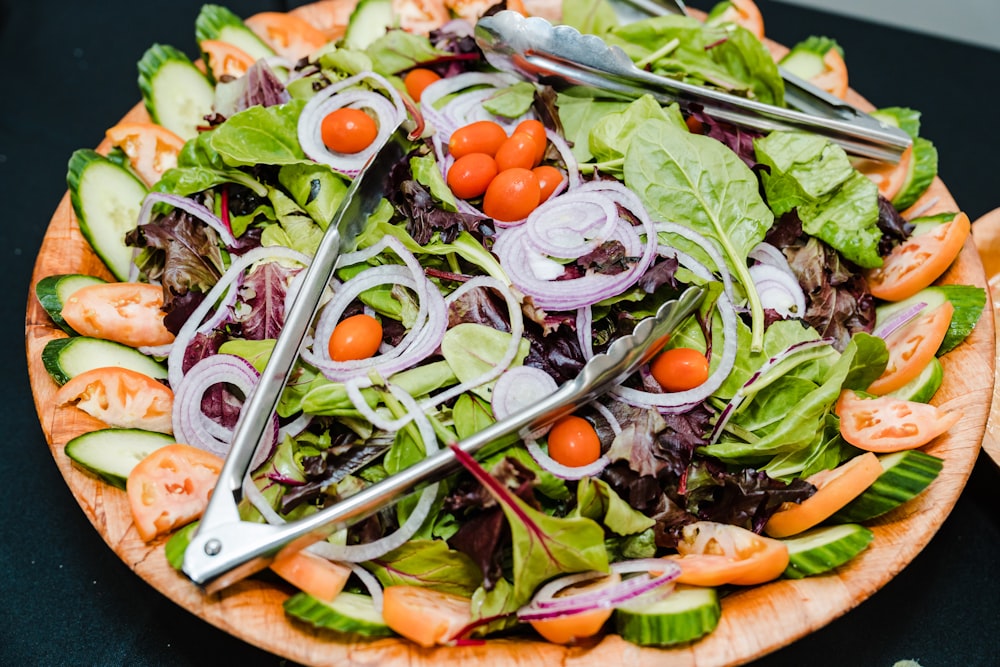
[[34, 0, 986, 655]]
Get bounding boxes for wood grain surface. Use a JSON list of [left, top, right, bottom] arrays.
[[971, 207, 1000, 466], [25, 89, 995, 667]]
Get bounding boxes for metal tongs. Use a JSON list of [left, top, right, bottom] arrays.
[[475, 8, 911, 162], [182, 126, 708, 591]]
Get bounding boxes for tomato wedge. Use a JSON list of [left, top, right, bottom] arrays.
[[764, 452, 883, 538], [269, 550, 351, 602], [854, 144, 913, 202], [245, 11, 329, 61], [126, 444, 223, 542], [200, 39, 255, 81], [668, 521, 789, 586], [835, 390, 963, 453], [866, 212, 971, 302], [868, 301, 953, 395], [105, 121, 185, 187], [809, 46, 849, 99], [55, 366, 173, 433], [712, 0, 765, 40], [288, 0, 357, 41], [381, 585, 473, 647], [61, 282, 174, 348]]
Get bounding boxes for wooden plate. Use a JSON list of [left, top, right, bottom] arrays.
[[971, 207, 1000, 465], [25, 62, 994, 667]]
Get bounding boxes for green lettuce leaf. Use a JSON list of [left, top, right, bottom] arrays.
[[365, 539, 482, 597]]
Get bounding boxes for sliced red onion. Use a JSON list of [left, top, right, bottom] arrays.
[[749, 263, 806, 319], [872, 301, 928, 340], [749, 242, 794, 276], [492, 366, 558, 421], [278, 412, 313, 441], [545, 127, 581, 191], [655, 220, 734, 301], [591, 401, 622, 437], [577, 306, 594, 360], [137, 191, 237, 248], [419, 71, 528, 143]]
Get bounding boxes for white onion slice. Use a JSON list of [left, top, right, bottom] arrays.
[[749, 263, 807, 318]]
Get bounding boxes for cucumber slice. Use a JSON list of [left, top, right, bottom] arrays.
[[195, 4, 274, 62], [778, 36, 842, 79], [137, 44, 215, 140], [343, 0, 394, 51], [67, 150, 149, 281], [42, 337, 167, 386], [284, 591, 395, 637], [886, 356, 943, 403], [614, 585, 721, 647], [781, 523, 874, 579], [868, 108, 937, 211], [830, 450, 943, 523], [64, 428, 173, 489], [35, 274, 107, 334], [165, 521, 199, 571], [874, 284, 986, 356]]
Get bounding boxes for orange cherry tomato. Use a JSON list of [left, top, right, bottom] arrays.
[[532, 165, 564, 202], [546, 415, 601, 467], [447, 152, 499, 199], [866, 212, 971, 302], [448, 120, 508, 159], [867, 301, 953, 395], [403, 67, 442, 102], [321, 108, 378, 154], [669, 521, 789, 586], [329, 313, 383, 361], [764, 452, 883, 538], [381, 585, 473, 647], [527, 572, 621, 644], [495, 132, 541, 171], [61, 282, 174, 348], [199, 39, 256, 81], [650, 347, 710, 392], [269, 550, 351, 602], [835, 390, 963, 454], [482, 167, 541, 222], [514, 119, 548, 164], [55, 367, 174, 433], [105, 122, 185, 187], [126, 444, 223, 542], [244, 11, 329, 61]]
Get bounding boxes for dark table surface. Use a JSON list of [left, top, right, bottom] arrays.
[[3, 1, 999, 665]]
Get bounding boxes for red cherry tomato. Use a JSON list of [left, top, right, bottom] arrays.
[[447, 152, 498, 199], [328, 313, 383, 361], [448, 120, 508, 159], [532, 165, 564, 202], [650, 347, 710, 392], [403, 68, 441, 103], [495, 132, 540, 171], [482, 167, 541, 222], [514, 119, 548, 164], [546, 415, 601, 467], [321, 108, 378, 154]]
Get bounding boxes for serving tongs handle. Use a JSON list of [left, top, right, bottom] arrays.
[[182, 285, 706, 592]]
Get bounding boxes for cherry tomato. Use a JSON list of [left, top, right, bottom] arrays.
[[495, 132, 541, 171], [382, 585, 472, 647], [244, 11, 329, 60], [764, 451, 883, 538], [482, 167, 541, 222], [866, 212, 970, 302], [650, 347, 710, 392], [514, 119, 548, 164], [329, 313, 383, 361], [55, 367, 174, 434], [403, 67, 441, 102], [321, 108, 378, 154], [447, 152, 498, 199], [448, 120, 508, 159], [546, 415, 601, 467], [532, 165, 564, 202], [668, 521, 789, 586], [835, 390, 963, 454], [199, 39, 256, 82], [527, 573, 621, 644], [126, 444, 223, 542], [105, 122, 185, 187], [61, 282, 174, 348], [867, 301, 953, 395]]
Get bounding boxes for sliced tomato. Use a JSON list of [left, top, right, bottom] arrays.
[[714, 0, 765, 40], [868, 301, 953, 395], [809, 46, 849, 99], [866, 212, 971, 302], [392, 0, 450, 35], [200, 39, 256, 81], [764, 452, 883, 538], [245, 12, 329, 61], [126, 444, 223, 542], [835, 390, 963, 453], [527, 573, 621, 644], [270, 550, 351, 602], [854, 145, 913, 202], [381, 585, 473, 647], [445, 0, 527, 21], [288, 0, 357, 40], [55, 367, 173, 433], [61, 282, 174, 348], [105, 122, 185, 187], [667, 521, 789, 586]]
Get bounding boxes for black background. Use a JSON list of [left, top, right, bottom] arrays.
[[2, 1, 999, 665]]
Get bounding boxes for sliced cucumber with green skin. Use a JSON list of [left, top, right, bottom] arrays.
[[614, 585, 721, 647], [165, 521, 199, 571], [778, 36, 842, 79], [64, 428, 173, 490], [886, 356, 943, 403], [782, 524, 874, 579], [874, 284, 986, 356], [67, 150, 148, 281], [830, 450, 943, 523], [343, 0, 394, 51], [137, 44, 215, 141], [284, 591, 395, 637], [868, 107, 938, 211], [195, 4, 275, 62], [35, 274, 108, 334], [42, 337, 167, 386]]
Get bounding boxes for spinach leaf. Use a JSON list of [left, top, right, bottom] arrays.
[[156, 131, 267, 197], [410, 154, 458, 212], [366, 30, 450, 75], [561, 0, 619, 34], [555, 93, 635, 163], [573, 477, 656, 536], [588, 95, 686, 177], [482, 81, 537, 119], [365, 539, 482, 597], [440, 323, 530, 401], [211, 100, 308, 167], [470, 578, 519, 635], [278, 163, 349, 231]]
